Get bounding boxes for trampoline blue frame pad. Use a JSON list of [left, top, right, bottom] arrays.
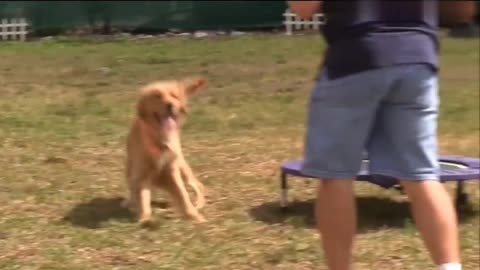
[[281, 156, 480, 189]]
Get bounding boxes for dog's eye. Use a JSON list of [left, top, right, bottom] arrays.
[[170, 93, 179, 100], [152, 92, 164, 100]]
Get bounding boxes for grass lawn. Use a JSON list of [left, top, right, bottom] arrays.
[[0, 33, 478, 270]]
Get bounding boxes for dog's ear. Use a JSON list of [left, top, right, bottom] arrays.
[[137, 85, 158, 118], [182, 76, 208, 95]]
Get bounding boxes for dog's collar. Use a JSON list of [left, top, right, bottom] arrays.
[[139, 119, 163, 157]]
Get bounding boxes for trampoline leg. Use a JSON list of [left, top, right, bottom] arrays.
[[280, 172, 288, 211], [455, 181, 468, 207]]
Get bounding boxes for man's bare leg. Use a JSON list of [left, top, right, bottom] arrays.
[[315, 179, 356, 270], [400, 180, 460, 266]]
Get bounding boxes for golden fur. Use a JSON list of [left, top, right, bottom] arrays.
[[124, 76, 208, 224]]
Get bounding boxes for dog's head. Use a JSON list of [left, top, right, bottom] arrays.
[[136, 76, 207, 131]]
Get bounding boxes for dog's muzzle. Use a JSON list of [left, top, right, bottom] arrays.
[[166, 103, 179, 119]]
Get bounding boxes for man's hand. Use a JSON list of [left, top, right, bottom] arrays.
[[287, 1, 322, 20]]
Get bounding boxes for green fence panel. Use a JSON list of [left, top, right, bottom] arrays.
[[0, 1, 287, 33]]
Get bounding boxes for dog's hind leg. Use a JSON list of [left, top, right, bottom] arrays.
[[137, 177, 154, 224], [125, 168, 154, 224], [123, 180, 139, 213], [123, 161, 144, 212], [164, 165, 206, 223], [122, 163, 139, 213]]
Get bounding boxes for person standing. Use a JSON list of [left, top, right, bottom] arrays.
[[287, 1, 461, 270]]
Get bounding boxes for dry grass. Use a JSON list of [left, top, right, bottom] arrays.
[[0, 34, 478, 270]]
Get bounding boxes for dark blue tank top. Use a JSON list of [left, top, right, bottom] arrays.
[[321, 0, 439, 79]]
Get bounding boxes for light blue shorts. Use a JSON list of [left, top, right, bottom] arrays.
[[302, 64, 440, 181]]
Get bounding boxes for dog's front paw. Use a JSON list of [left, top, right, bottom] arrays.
[[138, 214, 153, 225], [195, 196, 206, 210], [193, 215, 207, 224], [186, 211, 206, 223]]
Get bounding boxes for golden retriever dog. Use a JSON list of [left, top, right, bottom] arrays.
[[124, 76, 208, 224]]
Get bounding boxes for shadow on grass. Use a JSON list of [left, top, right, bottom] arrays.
[[62, 196, 171, 229], [62, 197, 132, 229], [249, 196, 479, 232]]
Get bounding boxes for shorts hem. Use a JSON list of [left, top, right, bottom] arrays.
[[301, 167, 358, 180]]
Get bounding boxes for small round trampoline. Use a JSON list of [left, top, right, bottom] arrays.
[[280, 156, 480, 208]]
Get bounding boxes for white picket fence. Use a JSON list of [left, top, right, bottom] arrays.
[[0, 18, 29, 41], [283, 9, 325, 35]]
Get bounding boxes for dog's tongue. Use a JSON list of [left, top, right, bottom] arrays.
[[163, 117, 177, 131]]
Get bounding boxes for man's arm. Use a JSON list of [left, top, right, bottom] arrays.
[[287, 1, 322, 20]]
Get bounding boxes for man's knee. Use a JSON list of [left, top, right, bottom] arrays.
[[318, 179, 355, 192], [399, 180, 447, 200]]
